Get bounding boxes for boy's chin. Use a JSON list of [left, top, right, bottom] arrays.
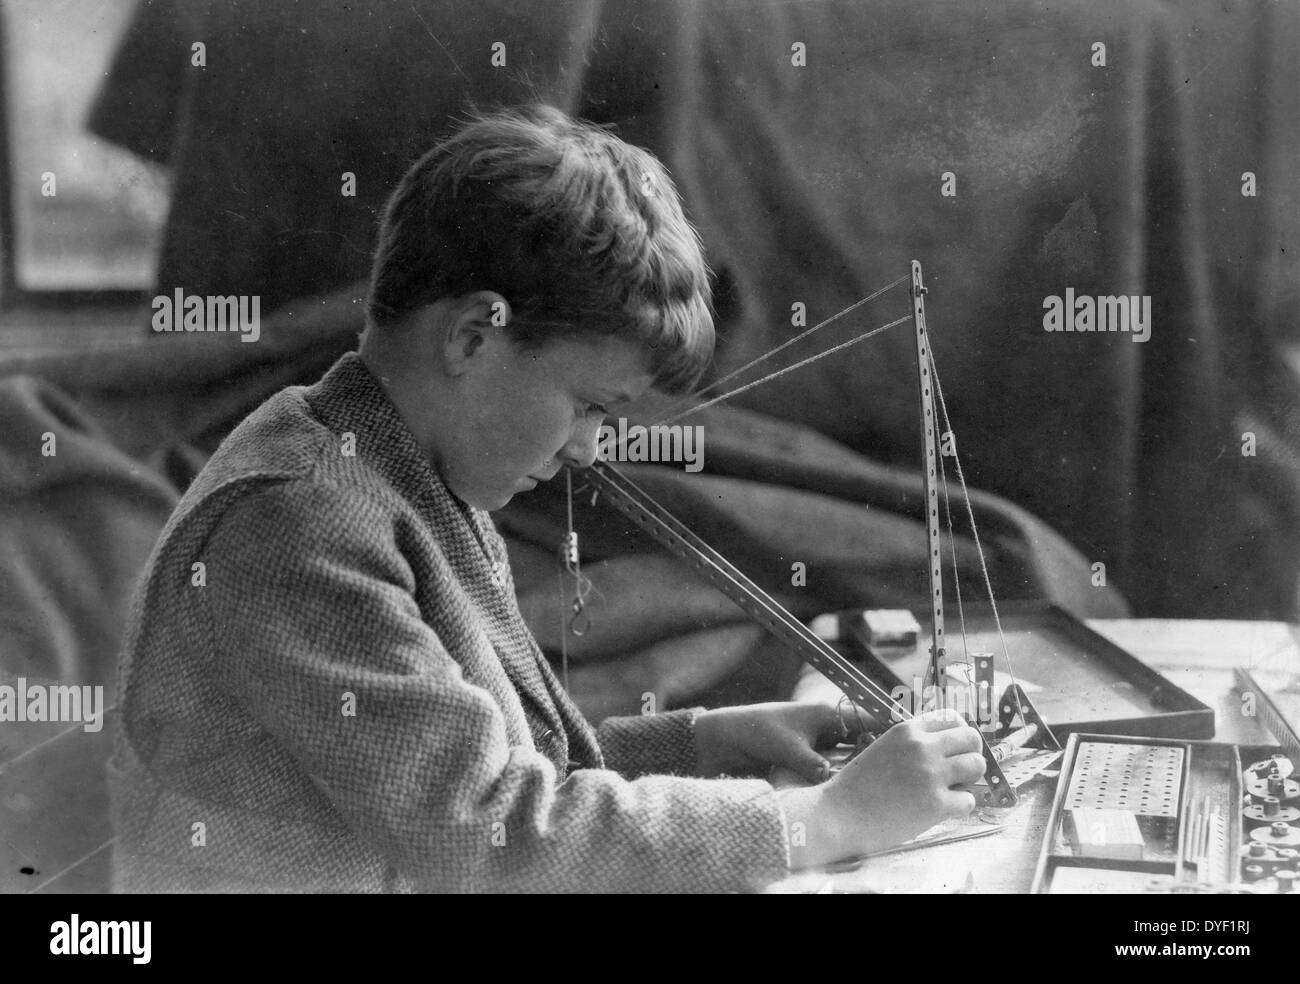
[[457, 484, 522, 512], [459, 491, 510, 511], [444, 472, 538, 511]]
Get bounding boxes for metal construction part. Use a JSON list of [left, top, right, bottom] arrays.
[[910, 259, 946, 690], [973, 653, 995, 728], [995, 749, 1063, 788], [1065, 742, 1183, 817], [1240, 840, 1300, 877], [990, 725, 1041, 762], [1248, 821, 1300, 848], [580, 261, 1031, 806], [1235, 669, 1300, 764], [584, 459, 1019, 806], [996, 682, 1060, 751], [1039, 735, 1270, 891], [1243, 799, 1300, 827], [1183, 795, 1232, 880]]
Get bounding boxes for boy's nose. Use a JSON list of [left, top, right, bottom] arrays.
[[558, 417, 605, 469]]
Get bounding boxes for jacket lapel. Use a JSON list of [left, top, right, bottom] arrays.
[[460, 505, 603, 770], [305, 354, 579, 759]]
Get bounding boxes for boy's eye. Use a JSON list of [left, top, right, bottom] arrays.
[[584, 402, 609, 417]]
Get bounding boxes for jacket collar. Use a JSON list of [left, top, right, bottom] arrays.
[[302, 353, 600, 768]]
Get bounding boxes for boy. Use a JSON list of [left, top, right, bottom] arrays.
[[109, 105, 984, 892]]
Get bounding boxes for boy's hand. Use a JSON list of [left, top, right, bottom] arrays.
[[776, 710, 987, 868], [693, 700, 875, 782]]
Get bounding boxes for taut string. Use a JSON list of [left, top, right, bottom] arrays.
[[655, 274, 910, 426], [659, 314, 910, 425], [928, 345, 1059, 748]]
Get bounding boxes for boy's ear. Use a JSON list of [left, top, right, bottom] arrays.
[[443, 291, 511, 374]]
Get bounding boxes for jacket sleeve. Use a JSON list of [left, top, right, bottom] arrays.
[[597, 709, 702, 778], [198, 479, 791, 892]]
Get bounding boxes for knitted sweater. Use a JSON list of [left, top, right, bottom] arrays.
[[108, 353, 790, 892]]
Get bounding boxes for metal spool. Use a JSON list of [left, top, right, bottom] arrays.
[[1248, 821, 1300, 848]]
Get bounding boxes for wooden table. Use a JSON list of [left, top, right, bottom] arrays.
[[770, 619, 1299, 893]]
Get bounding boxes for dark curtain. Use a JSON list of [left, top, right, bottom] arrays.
[[5, 0, 1292, 696], [81, 0, 1300, 619]]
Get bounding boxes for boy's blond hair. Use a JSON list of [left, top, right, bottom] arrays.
[[367, 104, 714, 393]]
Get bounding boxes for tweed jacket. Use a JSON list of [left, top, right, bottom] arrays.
[[108, 352, 790, 892]]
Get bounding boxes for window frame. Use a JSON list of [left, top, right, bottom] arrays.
[[0, 11, 153, 324]]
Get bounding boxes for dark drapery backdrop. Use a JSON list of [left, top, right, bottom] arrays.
[[6, 0, 1299, 703], [83, 0, 1300, 620]]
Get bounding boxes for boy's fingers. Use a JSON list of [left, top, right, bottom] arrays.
[[784, 741, 832, 783], [936, 725, 983, 756], [809, 704, 847, 745], [815, 700, 875, 744], [947, 751, 988, 785], [916, 707, 967, 732], [939, 788, 978, 818]]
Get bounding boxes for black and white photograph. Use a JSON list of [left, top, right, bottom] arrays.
[[1, 0, 1298, 945]]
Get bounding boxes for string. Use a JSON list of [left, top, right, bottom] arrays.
[[558, 470, 574, 690], [928, 345, 1058, 748], [659, 314, 911, 425], [559, 469, 597, 690], [937, 417, 994, 729], [837, 693, 872, 748], [937, 424, 971, 671], [571, 260, 1052, 761], [566, 466, 575, 541], [926, 347, 1009, 703], [664, 275, 910, 416], [556, 568, 570, 691], [591, 460, 910, 721]]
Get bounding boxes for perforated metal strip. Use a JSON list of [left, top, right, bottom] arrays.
[[584, 459, 1017, 806], [1236, 668, 1300, 764], [911, 260, 946, 684], [1065, 742, 1183, 817]]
